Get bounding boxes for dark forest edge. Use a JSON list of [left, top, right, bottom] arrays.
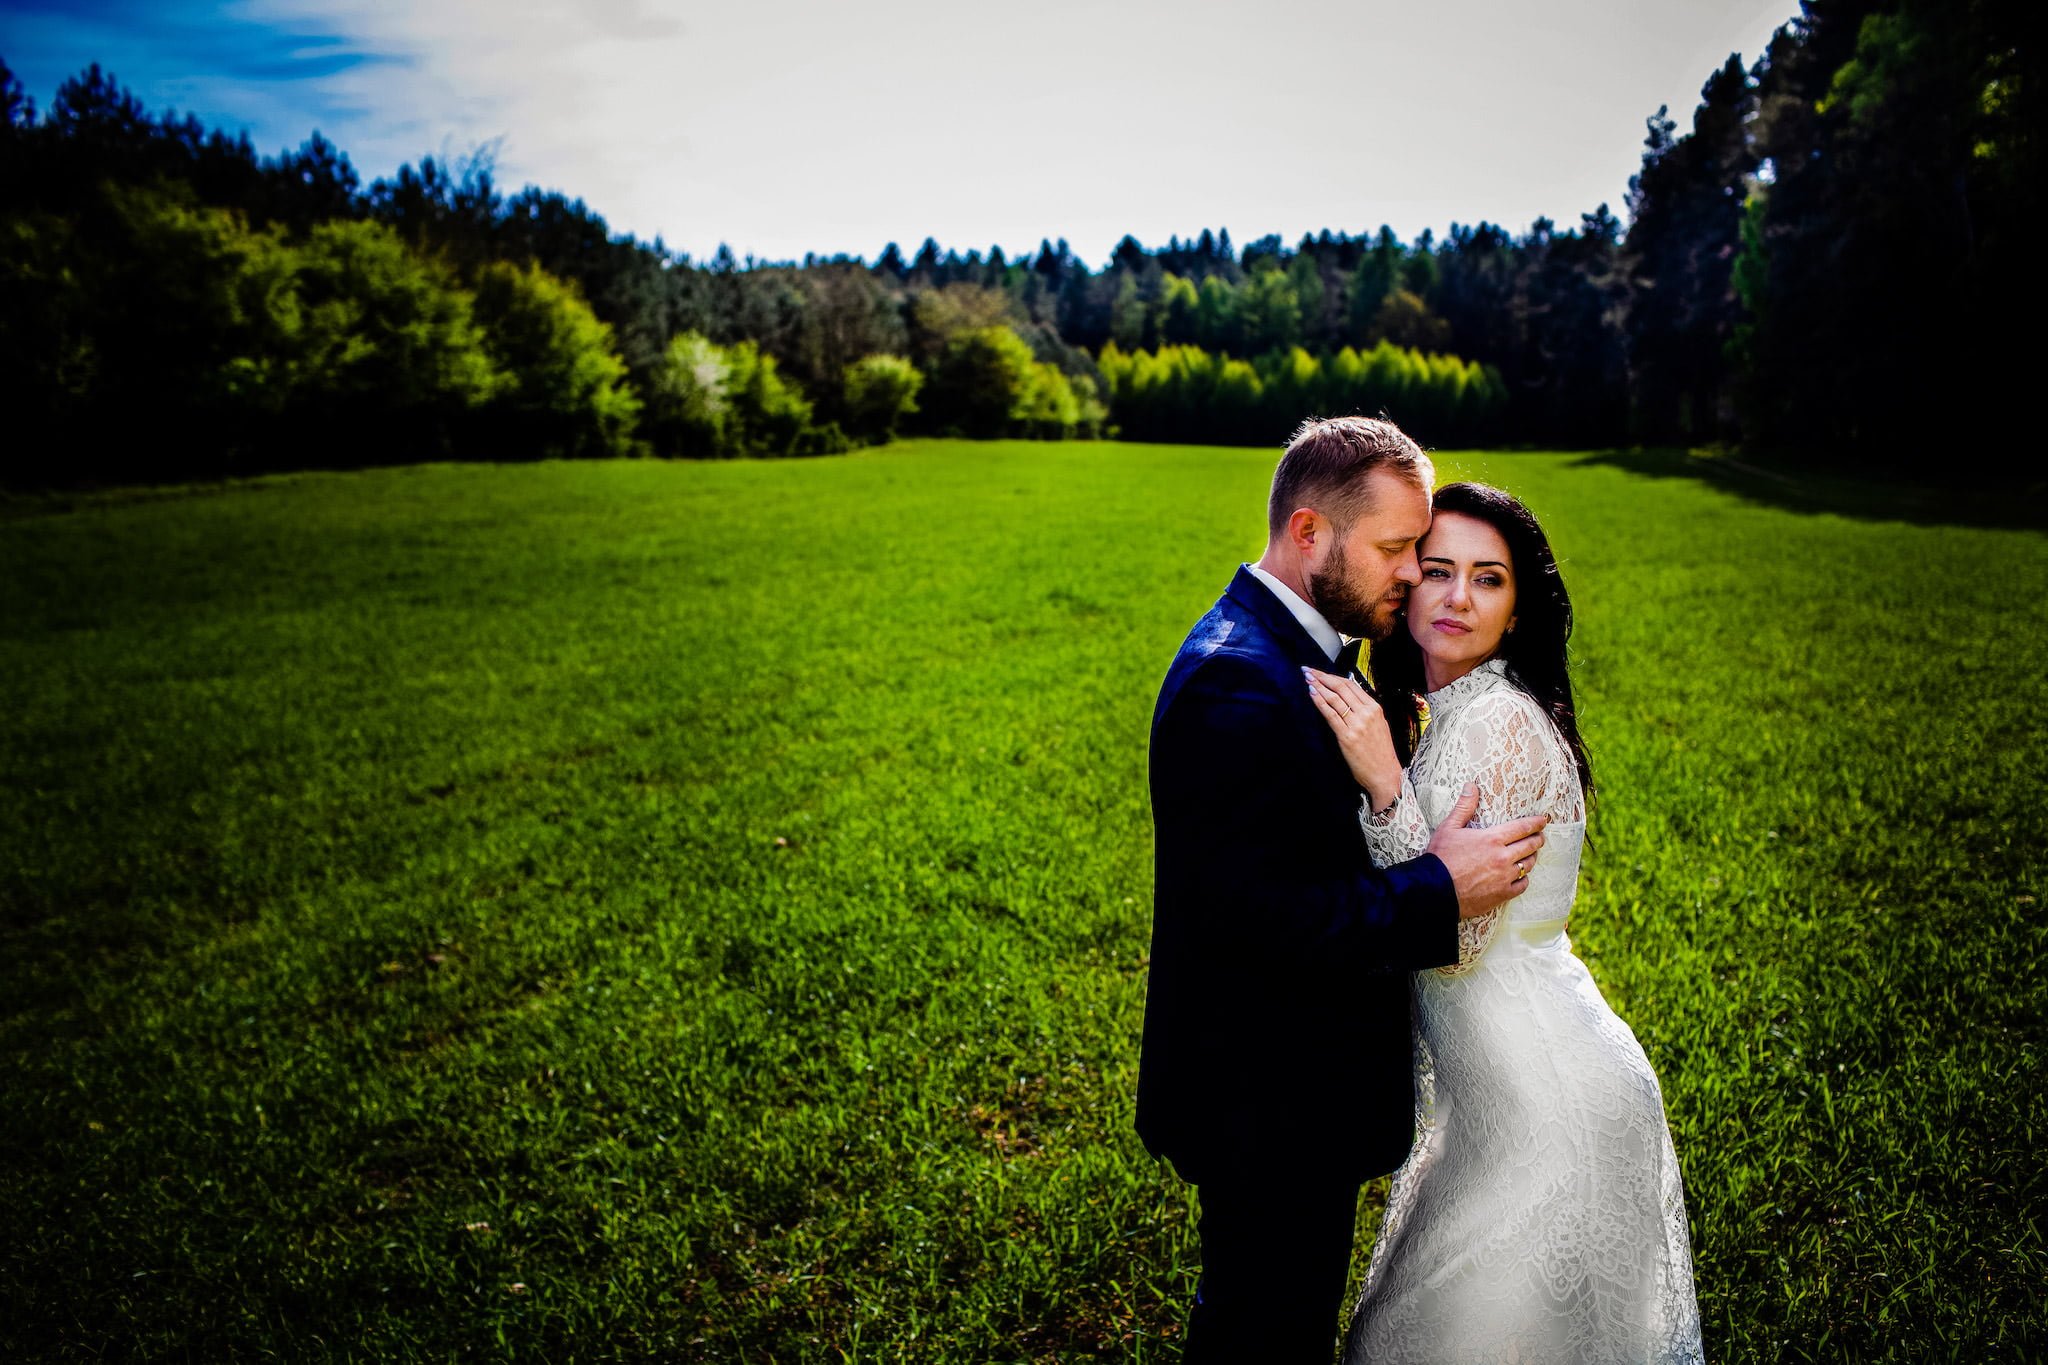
[[2, 0, 2038, 490]]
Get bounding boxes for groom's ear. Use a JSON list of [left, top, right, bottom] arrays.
[[1286, 507, 1322, 555]]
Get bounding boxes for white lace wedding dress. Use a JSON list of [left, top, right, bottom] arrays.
[[1343, 658, 1704, 1364]]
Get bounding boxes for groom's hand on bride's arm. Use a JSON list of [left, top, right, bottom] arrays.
[[1424, 783, 1548, 919]]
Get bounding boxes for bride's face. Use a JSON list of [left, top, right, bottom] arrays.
[[1405, 512, 1518, 679]]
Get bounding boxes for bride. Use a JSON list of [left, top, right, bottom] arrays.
[[1304, 481, 1704, 1364]]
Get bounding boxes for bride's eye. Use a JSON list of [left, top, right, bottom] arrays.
[[1422, 567, 1450, 579]]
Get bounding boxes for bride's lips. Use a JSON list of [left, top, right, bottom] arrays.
[[1431, 618, 1471, 634]]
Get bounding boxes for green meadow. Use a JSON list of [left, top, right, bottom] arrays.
[[3, 441, 2043, 1362]]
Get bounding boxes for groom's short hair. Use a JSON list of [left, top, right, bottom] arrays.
[[1267, 415, 1432, 538]]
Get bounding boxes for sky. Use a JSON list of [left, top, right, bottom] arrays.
[[2, 0, 1800, 267]]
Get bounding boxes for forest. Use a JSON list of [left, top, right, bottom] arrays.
[[1, 0, 2037, 486]]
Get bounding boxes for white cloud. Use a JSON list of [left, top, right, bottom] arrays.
[[240, 0, 1799, 264]]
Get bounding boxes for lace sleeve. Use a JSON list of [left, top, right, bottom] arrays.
[[1429, 689, 1583, 975], [1359, 773, 1433, 869]]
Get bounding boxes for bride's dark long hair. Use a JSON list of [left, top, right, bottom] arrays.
[[1369, 481, 1595, 811]]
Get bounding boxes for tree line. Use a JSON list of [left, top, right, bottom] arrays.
[[2, 0, 2035, 486]]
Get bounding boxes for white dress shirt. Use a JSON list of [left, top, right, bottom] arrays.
[[1245, 562, 1346, 666]]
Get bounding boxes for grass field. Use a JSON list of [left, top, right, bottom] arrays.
[[3, 440, 2044, 1362]]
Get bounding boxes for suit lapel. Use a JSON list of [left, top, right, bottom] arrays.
[[1224, 566, 1366, 795]]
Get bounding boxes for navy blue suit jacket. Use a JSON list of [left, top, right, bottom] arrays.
[[1136, 566, 1460, 1184]]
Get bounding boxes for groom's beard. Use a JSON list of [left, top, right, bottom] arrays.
[[1309, 544, 1404, 641]]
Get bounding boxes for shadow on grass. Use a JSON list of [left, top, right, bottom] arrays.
[[1567, 447, 2048, 532]]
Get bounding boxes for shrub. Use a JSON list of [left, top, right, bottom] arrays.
[[923, 325, 1036, 438], [1097, 338, 1506, 447], [470, 260, 640, 459], [292, 217, 505, 459], [645, 332, 843, 458], [841, 353, 923, 444]]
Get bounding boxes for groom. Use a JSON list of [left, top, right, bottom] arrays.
[[1138, 416, 1548, 1362]]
